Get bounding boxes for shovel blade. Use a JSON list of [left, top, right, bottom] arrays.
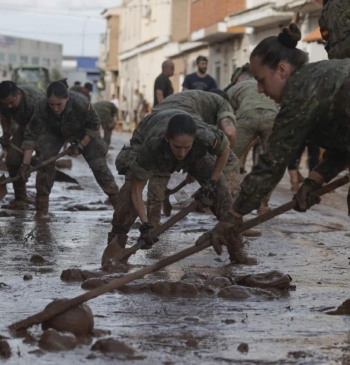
[[0, 174, 8, 200]]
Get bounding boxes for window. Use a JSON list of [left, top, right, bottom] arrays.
[[32, 57, 39, 65], [20, 55, 28, 65], [42, 58, 50, 67], [0, 53, 5, 62], [9, 54, 16, 64]]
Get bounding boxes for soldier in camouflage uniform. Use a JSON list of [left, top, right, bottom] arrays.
[[93, 101, 118, 147], [102, 111, 241, 265], [226, 64, 279, 214], [18, 80, 119, 218], [0, 81, 44, 207], [319, 0, 350, 59], [197, 24, 350, 260], [146, 90, 239, 229]]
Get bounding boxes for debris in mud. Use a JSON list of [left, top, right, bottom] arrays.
[[56, 159, 72, 169], [81, 274, 124, 290], [0, 340, 11, 358], [326, 299, 350, 315], [30, 254, 45, 265], [67, 185, 84, 190], [66, 204, 108, 211], [182, 316, 204, 324], [235, 270, 294, 291], [0, 282, 9, 289], [39, 329, 77, 352], [218, 285, 276, 301], [152, 281, 198, 297], [288, 350, 309, 359], [222, 319, 236, 324], [237, 342, 249, 353], [42, 300, 94, 336], [23, 274, 33, 281], [114, 282, 154, 294], [60, 269, 105, 282], [91, 329, 112, 338], [91, 338, 146, 359], [186, 339, 198, 348]]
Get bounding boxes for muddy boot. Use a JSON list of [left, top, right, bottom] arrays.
[[226, 231, 257, 265], [101, 233, 128, 268], [5, 183, 34, 210], [34, 196, 50, 220]]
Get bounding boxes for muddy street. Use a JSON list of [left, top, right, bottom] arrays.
[[0, 131, 349, 365]]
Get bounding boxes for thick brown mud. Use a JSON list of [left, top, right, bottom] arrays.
[[0, 132, 350, 364]]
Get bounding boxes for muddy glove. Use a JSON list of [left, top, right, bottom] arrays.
[[195, 213, 243, 255], [18, 163, 31, 182], [194, 179, 218, 210], [0, 133, 11, 148], [138, 222, 159, 250], [30, 154, 41, 167], [67, 142, 84, 157], [294, 178, 322, 212]]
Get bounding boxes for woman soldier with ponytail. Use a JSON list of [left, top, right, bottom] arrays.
[[196, 23, 350, 256], [18, 79, 119, 218]]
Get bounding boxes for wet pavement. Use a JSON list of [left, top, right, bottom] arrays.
[[0, 132, 349, 364]]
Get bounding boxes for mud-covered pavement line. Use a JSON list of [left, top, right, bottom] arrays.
[[0, 132, 350, 364]]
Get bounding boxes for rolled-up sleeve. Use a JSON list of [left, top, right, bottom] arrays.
[[216, 100, 236, 127]]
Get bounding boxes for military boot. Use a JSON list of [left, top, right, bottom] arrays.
[[34, 196, 49, 219], [102, 233, 128, 268], [257, 195, 271, 215], [5, 183, 33, 210], [228, 236, 258, 265]]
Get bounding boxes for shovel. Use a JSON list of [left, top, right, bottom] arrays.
[[0, 149, 70, 200], [162, 179, 188, 217], [9, 143, 79, 185], [9, 175, 349, 333], [102, 200, 198, 265]]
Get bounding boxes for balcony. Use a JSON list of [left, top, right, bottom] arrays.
[[190, 22, 245, 44]]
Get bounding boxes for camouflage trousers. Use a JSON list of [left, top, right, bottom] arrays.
[[111, 153, 233, 235], [102, 127, 113, 147], [34, 131, 119, 198], [6, 126, 27, 199], [233, 109, 276, 160]]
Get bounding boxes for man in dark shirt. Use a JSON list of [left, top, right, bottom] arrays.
[[182, 56, 217, 91], [153, 60, 174, 107]]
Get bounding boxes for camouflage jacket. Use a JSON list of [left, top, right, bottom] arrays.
[[319, 0, 350, 59], [226, 78, 279, 117], [233, 59, 350, 215], [22, 91, 101, 150], [151, 90, 236, 127], [117, 109, 229, 180], [93, 101, 118, 128], [0, 85, 44, 129]]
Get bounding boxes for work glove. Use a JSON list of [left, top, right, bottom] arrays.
[[195, 213, 243, 256], [30, 154, 41, 167], [293, 178, 322, 212], [0, 133, 11, 148], [194, 179, 218, 210], [138, 222, 159, 250], [67, 142, 84, 157], [18, 163, 32, 182]]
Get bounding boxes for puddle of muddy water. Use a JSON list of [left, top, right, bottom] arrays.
[[1, 132, 350, 365]]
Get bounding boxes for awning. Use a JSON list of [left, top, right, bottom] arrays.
[[226, 3, 294, 28], [190, 22, 244, 44], [302, 27, 324, 43]]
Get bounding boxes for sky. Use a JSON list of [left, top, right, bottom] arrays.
[[0, 0, 122, 57]]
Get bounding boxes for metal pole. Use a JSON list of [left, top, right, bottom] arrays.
[[81, 16, 90, 56]]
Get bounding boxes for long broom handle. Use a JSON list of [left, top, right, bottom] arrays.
[[9, 175, 349, 332]]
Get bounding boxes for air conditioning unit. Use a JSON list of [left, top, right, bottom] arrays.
[[141, 4, 151, 18]]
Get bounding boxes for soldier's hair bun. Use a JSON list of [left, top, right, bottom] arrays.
[[277, 23, 301, 49], [59, 78, 69, 89]]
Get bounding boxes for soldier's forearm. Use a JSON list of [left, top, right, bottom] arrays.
[[80, 134, 92, 148], [131, 178, 148, 223], [211, 146, 230, 181], [219, 118, 236, 148]]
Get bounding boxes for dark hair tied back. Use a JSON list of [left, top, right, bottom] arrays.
[[277, 23, 301, 49]]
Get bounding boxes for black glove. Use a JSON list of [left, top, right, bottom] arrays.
[[30, 154, 41, 167], [195, 213, 242, 255], [67, 142, 84, 157], [138, 222, 159, 250], [0, 133, 11, 148], [194, 179, 218, 210], [18, 163, 31, 182], [294, 178, 322, 212]]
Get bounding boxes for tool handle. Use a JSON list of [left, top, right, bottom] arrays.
[[0, 149, 70, 186], [9, 176, 349, 332], [238, 175, 349, 233], [165, 180, 187, 196]]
